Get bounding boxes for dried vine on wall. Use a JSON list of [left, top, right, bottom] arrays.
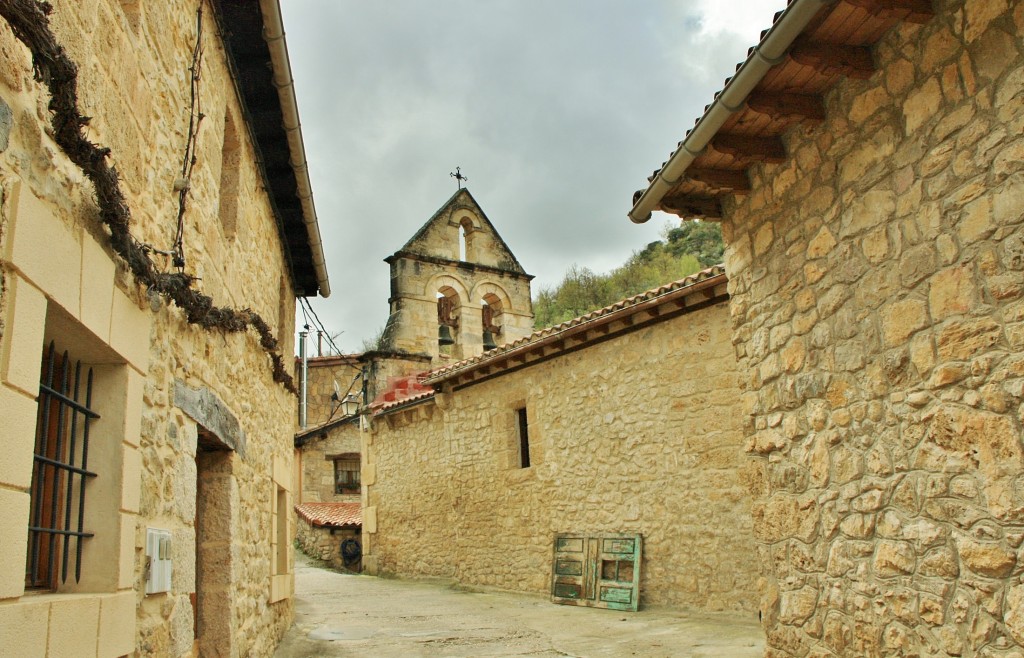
[[0, 0, 296, 392]]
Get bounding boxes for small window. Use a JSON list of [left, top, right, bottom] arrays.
[[26, 342, 100, 589], [334, 457, 360, 494], [275, 486, 288, 575], [218, 111, 240, 239], [516, 407, 530, 469]]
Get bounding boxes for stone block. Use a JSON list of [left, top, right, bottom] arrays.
[[118, 513, 135, 590], [121, 446, 142, 513], [904, 77, 942, 134], [0, 488, 29, 599], [881, 298, 929, 347], [0, 384, 38, 490], [108, 288, 150, 373], [97, 592, 135, 657], [0, 598, 49, 658], [873, 540, 915, 577], [955, 535, 1016, 577], [173, 380, 246, 456], [1007, 583, 1024, 645], [364, 505, 377, 533], [936, 317, 1002, 361], [122, 368, 144, 448], [3, 182, 82, 318], [929, 264, 977, 320], [78, 232, 116, 343], [1, 274, 47, 396], [48, 595, 101, 658]]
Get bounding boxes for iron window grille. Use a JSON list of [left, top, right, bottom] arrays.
[[334, 458, 360, 494], [26, 341, 99, 589]]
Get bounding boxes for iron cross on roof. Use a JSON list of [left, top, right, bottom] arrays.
[[450, 166, 468, 189]]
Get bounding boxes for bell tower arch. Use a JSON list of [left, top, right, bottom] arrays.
[[382, 189, 534, 362]]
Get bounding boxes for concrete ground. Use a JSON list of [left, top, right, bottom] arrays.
[[274, 552, 764, 657]]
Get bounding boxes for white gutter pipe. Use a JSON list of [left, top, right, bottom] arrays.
[[260, 0, 332, 298], [628, 0, 839, 224]]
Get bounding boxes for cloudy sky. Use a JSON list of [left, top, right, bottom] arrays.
[[279, 0, 784, 354]]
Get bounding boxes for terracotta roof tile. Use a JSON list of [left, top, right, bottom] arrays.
[[294, 502, 362, 528], [369, 374, 436, 414], [423, 264, 726, 384]]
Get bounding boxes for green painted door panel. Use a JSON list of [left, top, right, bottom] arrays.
[[551, 533, 642, 611]]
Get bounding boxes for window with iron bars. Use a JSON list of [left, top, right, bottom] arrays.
[[25, 341, 99, 589], [333, 457, 360, 494]]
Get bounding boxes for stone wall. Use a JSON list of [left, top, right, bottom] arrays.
[[295, 516, 360, 572], [0, 2, 300, 656], [385, 190, 535, 362], [299, 422, 362, 503], [721, 1, 1024, 654], [365, 301, 761, 612], [300, 355, 362, 429]]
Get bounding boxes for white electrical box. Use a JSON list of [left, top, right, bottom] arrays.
[[145, 528, 173, 595]]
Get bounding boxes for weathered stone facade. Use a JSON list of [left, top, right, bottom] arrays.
[[364, 287, 761, 612], [0, 2, 324, 656], [384, 188, 535, 362], [297, 421, 362, 504], [720, 2, 1024, 654], [295, 513, 361, 572]]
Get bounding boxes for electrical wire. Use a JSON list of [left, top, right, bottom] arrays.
[[299, 297, 343, 355]]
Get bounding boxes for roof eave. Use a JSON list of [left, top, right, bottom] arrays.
[[260, 0, 331, 297], [628, 0, 838, 224]]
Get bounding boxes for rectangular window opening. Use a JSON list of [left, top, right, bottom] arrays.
[[275, 486, 288, 575], [333, 458, 360, 494], [26, 341, 99, 589], [516, 407, 530, 469]]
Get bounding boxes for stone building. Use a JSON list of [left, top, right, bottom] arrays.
[[630, 0, 1024, 654], [294, 189, 535, 564], [0, 1, 328, 656], [383, 187, 535, 362], [361, 267, 763, 613]]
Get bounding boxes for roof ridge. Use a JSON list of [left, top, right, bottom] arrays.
[[423, 264, 726, 380]]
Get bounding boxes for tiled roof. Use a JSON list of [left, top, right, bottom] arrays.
[[423, 264, 727, 385], [369, 374, 436, 414], [630, 0, 935, 222], [294, 502, 362, 528]]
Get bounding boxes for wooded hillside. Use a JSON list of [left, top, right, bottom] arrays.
[[533, 221, 723, 329]]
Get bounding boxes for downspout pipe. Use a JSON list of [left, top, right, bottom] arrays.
[[259, 0, 332, 298], [628, 0, 838, 224], [299, 329, 309, 428]]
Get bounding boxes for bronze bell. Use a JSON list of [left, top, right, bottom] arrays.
[[482, 329, 497, 351], [438, 324, 455, 346]]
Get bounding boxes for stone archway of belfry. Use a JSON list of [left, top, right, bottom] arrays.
[[195, 428, 236, 658]]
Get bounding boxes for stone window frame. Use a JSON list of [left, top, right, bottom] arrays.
[[269, 454, 293, 603], [0, 181, 146, 654], [505, 396, 541, 471]]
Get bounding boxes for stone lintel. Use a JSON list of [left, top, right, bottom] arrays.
[[174, 379, 246, 457]]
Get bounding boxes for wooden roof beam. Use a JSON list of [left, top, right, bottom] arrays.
[[789, 38, 875, 80], [660, 195, 723, 220], [746, 92, 826, 122], [843, 0, 934, 23], [710, 134, 787, 163], [685, 167, 751, 192]]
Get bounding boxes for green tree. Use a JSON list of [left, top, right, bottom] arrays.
[[532, 221, 721, 329]]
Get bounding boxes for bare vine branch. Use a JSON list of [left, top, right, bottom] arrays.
[[0, 0, 296, 393]]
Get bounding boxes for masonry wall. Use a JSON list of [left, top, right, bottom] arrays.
[[0, 2, 298, 656], [299, 423, 361, 503], [721, 1, 1024, 654], [300, 355, 362, 429], [295, 516, 360, 571], [364, 302, 761, 612]]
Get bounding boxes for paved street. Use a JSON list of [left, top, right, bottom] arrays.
[[275, 552, 764, 657]]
